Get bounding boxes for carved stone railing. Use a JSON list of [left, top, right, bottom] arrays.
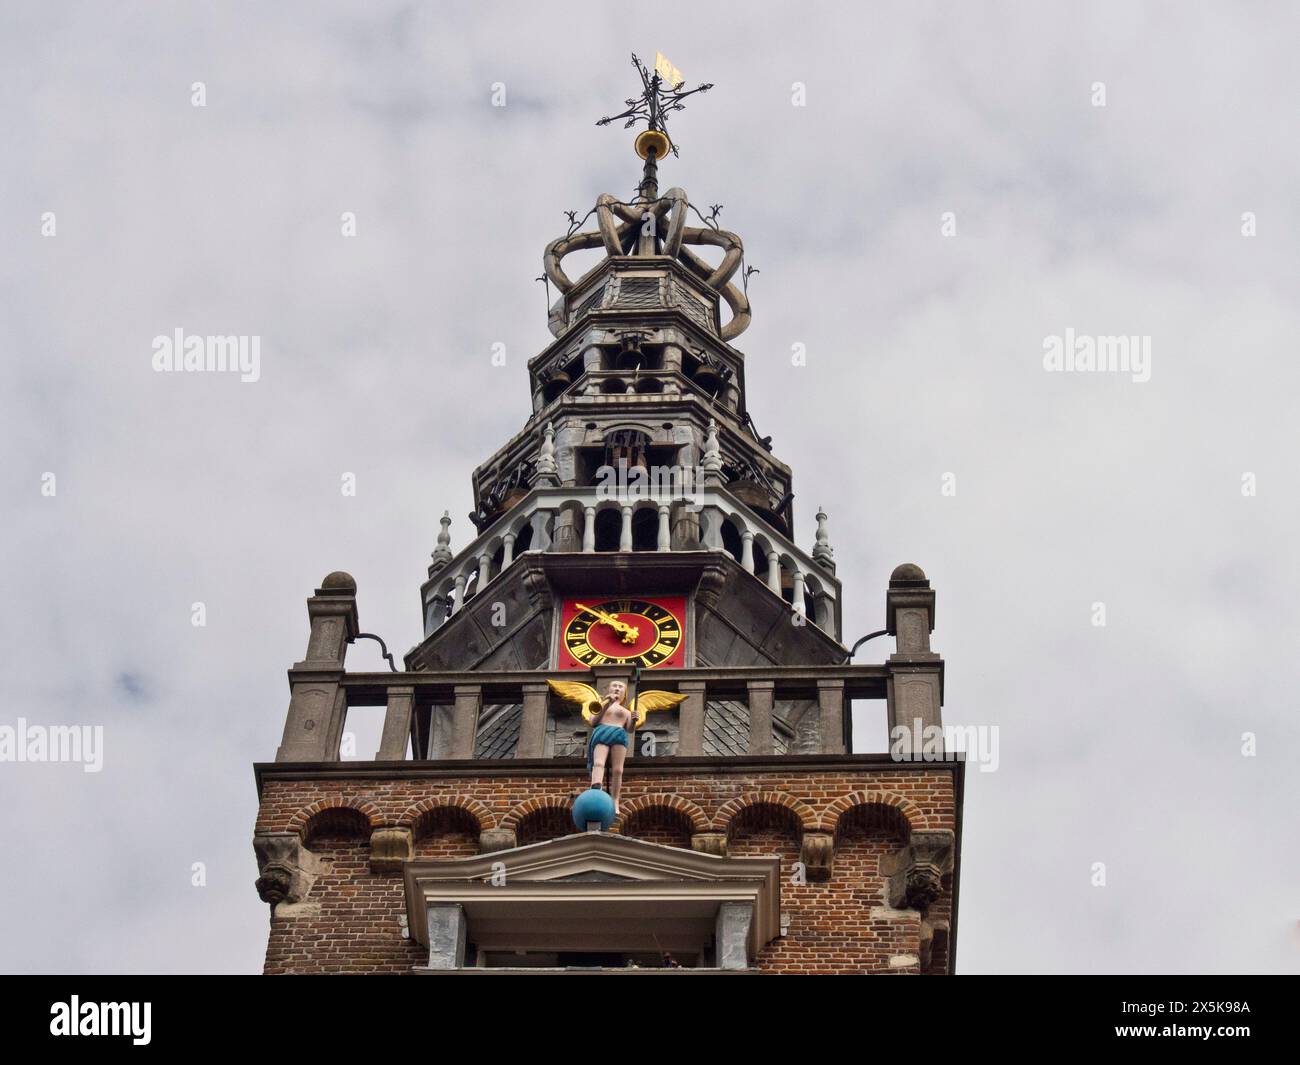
[[275, 663, 921, 764], [421, 484, 841, 639], [275, 568, 942, 765]]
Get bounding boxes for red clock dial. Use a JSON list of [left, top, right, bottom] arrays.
[[559, 596, 686, 669]]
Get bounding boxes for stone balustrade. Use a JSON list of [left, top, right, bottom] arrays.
[[421, 484, 841, 639], [280, 663, 896, 763]]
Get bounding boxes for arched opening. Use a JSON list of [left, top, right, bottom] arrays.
[[726, 803, 803, 868], [804, 575, 831, 630], [620, 806, 693, 848], [720, 519, 744, 565], [513, 522, 534, 555], [600, 377, 628, 395], [302, 807, 371, 849], [631, 507, 658, 551], [433, 582, 455, 622], [833, 802, 911, 847], [412, 806, 481, 860], [516, 807, 573, 847], [593, 508, 622, 552]]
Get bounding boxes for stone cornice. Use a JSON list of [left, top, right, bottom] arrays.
[[255, 752, 965, 793]]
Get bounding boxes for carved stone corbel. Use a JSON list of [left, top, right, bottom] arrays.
[[479, 828, 517, 854], [369, 826, 413, 873], [253, 833, 322, 907], [522, 561, 552, 612], [882, 830, 954, 912], [693, 559, 728, 611], [799, 832, 834, 882], [691, 832, 727, 857]]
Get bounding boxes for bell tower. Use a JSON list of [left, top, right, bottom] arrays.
[[253, 55, 963, 974]]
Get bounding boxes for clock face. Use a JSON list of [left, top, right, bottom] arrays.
[[559, 596, 687, 670]]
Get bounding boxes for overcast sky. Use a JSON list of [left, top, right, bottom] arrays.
[[2, 1, 1296, 974]]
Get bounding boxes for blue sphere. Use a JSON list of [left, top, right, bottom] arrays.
[[572, 787, 616, 831]]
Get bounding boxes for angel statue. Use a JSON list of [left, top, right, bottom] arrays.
[[547, 678, 686, 813]]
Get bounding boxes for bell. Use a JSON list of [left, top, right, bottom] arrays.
[[693, 363, 723, 392], [616, 333, 645, 370], [542, 366, 572, 401]]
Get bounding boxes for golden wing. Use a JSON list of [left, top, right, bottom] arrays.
[[631, 689, 687, 728], [546, 679, 603, 723]]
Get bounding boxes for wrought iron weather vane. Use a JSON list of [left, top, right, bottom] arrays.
[[597, 52, 712, 197]]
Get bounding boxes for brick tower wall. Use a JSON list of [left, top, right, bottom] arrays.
[[253, 758, 961, 975]]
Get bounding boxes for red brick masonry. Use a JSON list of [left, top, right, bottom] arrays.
[[254, 757, 962, 975]]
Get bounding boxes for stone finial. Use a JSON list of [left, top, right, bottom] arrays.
[[886, 561, 935, 653], [701, 418, 723, 486], [812, 506, 835, 570], [533, 421, 560, 486], [890, 562, 927, 584], [319, 570, 357, 593], [428, 511, 452, 574]]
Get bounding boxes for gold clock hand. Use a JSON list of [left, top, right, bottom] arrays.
[[575, 602, 641, 646], [576, 602, 633, 634]]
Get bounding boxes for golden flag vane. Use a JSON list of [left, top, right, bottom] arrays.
[[596, 51, 713, 161], [655, 52, 685, 90]]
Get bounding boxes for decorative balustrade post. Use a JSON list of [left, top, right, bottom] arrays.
[[885, 563, 943, 742], [619, 505, 633, 551], [530, 508, 553, 550], [477, 552, 491, 589], [700, 418, 724, 487], [449, 685, 482, 760], [451, 573, 467, 615], [816, 678, 846, 755], [699, 504, 724, 550], [376, 685, 415, 760], [812, 506, 836, 574], [791, 570, 807, 615], [741, 530, 755, 573], [518, 682, 550, 759], [534, 421, 560, 487], [276, 572, 359, 762], [502, 531, 515, 567], [582, 505, 596, 552], [766, 551, 781, 594], [746, 679, 775, 756], [656, 504, 671, 551], [677, 680, 707, 756]]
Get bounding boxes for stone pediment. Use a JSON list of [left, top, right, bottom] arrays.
[[403, 832, 781, 964]]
